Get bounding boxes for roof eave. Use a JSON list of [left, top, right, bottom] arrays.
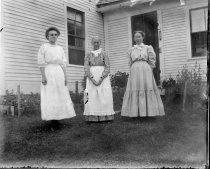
[[96, 0, 155, 13], [96, 1, 130, 13]]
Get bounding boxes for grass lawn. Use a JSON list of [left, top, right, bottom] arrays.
[[0, 96, 207, 168]]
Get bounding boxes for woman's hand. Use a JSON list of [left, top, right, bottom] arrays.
[[95, 77, 103, 86], [65, 78, 68, 86], [88, 76, 97, 86], [97, 78, 103, 86], [42, 76, 47, 85], [91, 79, 98, 86]]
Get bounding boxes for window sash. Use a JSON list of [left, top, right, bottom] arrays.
[[68, 36, 85, 50], [190, 7, 207, 58], [191, 31, 207, 57], [190, 7, 207, 33], [67, 19, 84, 38], [68, 47, 85, 65], [67, 7, 85, 65]]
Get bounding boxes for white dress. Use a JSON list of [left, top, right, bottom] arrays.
[[37, 43, 76, 121], [121, 44, 165, 117]]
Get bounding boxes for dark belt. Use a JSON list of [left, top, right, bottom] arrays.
[[131, 58, 147, 66]]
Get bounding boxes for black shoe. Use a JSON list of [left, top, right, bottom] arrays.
[[51, 120, 61, 130]]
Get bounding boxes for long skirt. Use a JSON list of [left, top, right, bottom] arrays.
[[84, 66, 115, 122], [41, 64, 76, 121], [121, 61, 165, 117]]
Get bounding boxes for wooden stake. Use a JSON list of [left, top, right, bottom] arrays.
[[17, 85, 21, 117], [182, 81, 187, 112], [75, 81, 78, 102]]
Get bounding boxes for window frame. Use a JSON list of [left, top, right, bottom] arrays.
[[189, 7, 207, 58], [64, 4, 87, 67], [186, 4, 208, 60]]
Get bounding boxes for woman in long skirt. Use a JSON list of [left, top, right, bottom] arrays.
[[121, 31, 165, 117], [83, 36, 115, 122], [37, 27, 76, 130]]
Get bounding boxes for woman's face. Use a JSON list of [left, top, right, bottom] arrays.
[[48, 30, 58, 44], [92, 40, 100, 50], [134, 33, 143, 44]]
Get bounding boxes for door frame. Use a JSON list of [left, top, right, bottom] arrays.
[[128, 9, 164, 84]]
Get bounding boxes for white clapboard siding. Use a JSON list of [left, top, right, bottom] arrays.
[[105, 17, 130, 74], [2, 0, 104, 93], [161, 7, 188, 78]]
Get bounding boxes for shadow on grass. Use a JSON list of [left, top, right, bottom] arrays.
[[1, 114, 126, 163], [1, 95, 207, 167]]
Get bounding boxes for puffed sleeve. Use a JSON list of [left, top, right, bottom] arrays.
[[60, 47, 67, 68], [126, 48, 132, 68], [147, 45, 156, 68], [101, 51, 110, 79], [84, 52, 93, 79], [37, 44, 47, 67]]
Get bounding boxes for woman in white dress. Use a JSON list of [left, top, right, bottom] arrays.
[[121, 31, 165, 117], [37, 27, 76, 130], [84, 36, 115, 122]]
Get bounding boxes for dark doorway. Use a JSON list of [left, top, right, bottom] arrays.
[[131, 11, 160, 85]]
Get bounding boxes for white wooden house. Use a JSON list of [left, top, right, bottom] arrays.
[[0, 0, 105, 94], [0, 0, 208, 95], [97, 0, 208, 85]]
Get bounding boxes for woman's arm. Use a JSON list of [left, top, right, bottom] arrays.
[[147, 45, 156, 69], [61, 66, 67, 86], [127, 49, 132, 68], [37, 44, 47, 85], [40, 67, 47, 85], [97, 52, 110, 86], [99, 52, 110, 82], [84, 53, 97, 85], [61, 48, 68, 86]]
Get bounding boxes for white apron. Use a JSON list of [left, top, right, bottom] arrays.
[[84, 66, 115, 116]]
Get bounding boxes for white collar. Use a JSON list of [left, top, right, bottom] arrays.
[[133, 43, 144, 49], [91, 48, 102, 57]]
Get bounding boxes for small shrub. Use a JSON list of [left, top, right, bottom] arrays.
[[175, 62, 207, 103], [1, 90, 16, 106], [110, 71, 129, 89], [113, 87, 126, 111], [162, 77, 176, 89], [176, 62, 206, 95], [1, 89, 86, 116], [161, 77, 177, 102], [1, 90, 41, 116], [69, 91, 83, 104], [21, 93, 41, 115]]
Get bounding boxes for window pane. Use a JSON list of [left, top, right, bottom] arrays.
[[75, 38, 84, 48], [67, 10, 76, 20], [67, 20, 75, 35], [76, 13, 82, 22], [191, 31, 207, 57], [69, 48, 85, 65], [76, 22, 83, 37], [191, 8, 206, 32], [68, 36, 75, 46]]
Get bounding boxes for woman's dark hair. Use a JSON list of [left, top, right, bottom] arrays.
[[134, 30, 146, 38], [45, 27, 60, 39]]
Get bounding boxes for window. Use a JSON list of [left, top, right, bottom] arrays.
[[190, 7, 207, 58], [67, 7, 85, 65]]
